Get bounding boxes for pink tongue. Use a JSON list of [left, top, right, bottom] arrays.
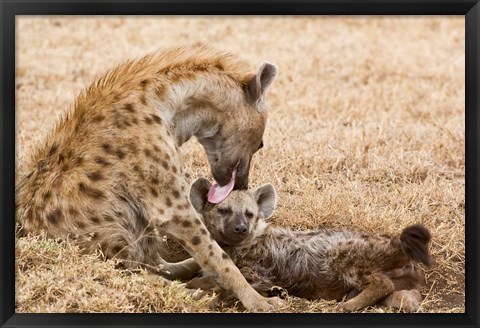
[[207, 168, 237, 204]]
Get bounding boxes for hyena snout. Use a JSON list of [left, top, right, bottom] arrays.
[[210, 153, 250, 190], [234, 173, 249, 191], [233, 222, 248, 234], [225, 215, 250, 243], [233, 158, 251, 190]]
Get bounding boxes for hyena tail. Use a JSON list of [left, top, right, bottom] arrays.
[[399, 224, 432, 267]]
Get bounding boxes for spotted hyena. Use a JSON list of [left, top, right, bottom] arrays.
[[188, 178, 432, 312], [15, 45, 283, 311]]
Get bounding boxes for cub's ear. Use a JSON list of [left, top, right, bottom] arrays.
[[252, 183, 277, 219], [245, 62, 277, 107], [189, 178, 212, 213]]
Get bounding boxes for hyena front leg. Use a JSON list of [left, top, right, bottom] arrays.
[[338, 273, 395, 312], [161, 208, 284, 311]]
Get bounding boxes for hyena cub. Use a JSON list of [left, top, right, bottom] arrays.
[[188, 178, 432, 312]]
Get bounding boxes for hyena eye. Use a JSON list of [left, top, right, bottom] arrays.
[[245, 210, 254, 219], [217, 207, 232, 215]]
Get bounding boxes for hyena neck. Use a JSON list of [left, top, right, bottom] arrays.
[[152, 77, 236, 147], [170, 100, 220, 147]]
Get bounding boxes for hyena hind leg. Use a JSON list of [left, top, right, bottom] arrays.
[[186, 274, 219, 291], [111, 245, 200, 281], [155, 258, 201, 281], [337, 273, 395, 312], [98, 228, 200, 281]]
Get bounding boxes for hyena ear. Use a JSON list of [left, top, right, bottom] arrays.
[[252, 184, 277, 219], [245, 62, 277, 108], [189, 178, 212, 213]]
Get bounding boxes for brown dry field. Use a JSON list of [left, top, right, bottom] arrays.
[[15, 16, 465, 313]]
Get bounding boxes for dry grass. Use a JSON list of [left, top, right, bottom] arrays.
[[15, 16, 464, 313]]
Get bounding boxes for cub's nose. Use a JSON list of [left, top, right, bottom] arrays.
[[233, 223, 248, 234]]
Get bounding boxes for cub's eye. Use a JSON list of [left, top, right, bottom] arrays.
[[217, 208, 232, 215], [245, 210, 254, 219]]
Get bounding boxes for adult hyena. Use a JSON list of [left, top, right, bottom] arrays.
[[188, 178, 432, 312], [15, 44, 282, 311]]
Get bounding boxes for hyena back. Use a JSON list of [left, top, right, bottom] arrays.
[[189, 178, 432, 312], [16, 44, 282, 311]]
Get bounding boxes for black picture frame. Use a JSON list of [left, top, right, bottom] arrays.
[[1, 1, 478, 327]]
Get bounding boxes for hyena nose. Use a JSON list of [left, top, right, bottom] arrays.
[[233, 223, 248, 234]]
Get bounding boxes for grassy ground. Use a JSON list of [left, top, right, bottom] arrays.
[[15, 16, 465, 313]]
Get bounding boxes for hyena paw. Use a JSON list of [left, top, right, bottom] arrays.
[[243, 295, 286, 312], [400, 299, 421, 313], [184, 287, 211, 301], [266, 296, 287, 310], [383, 290, 422, 313], [337, 300, 363, 312]]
